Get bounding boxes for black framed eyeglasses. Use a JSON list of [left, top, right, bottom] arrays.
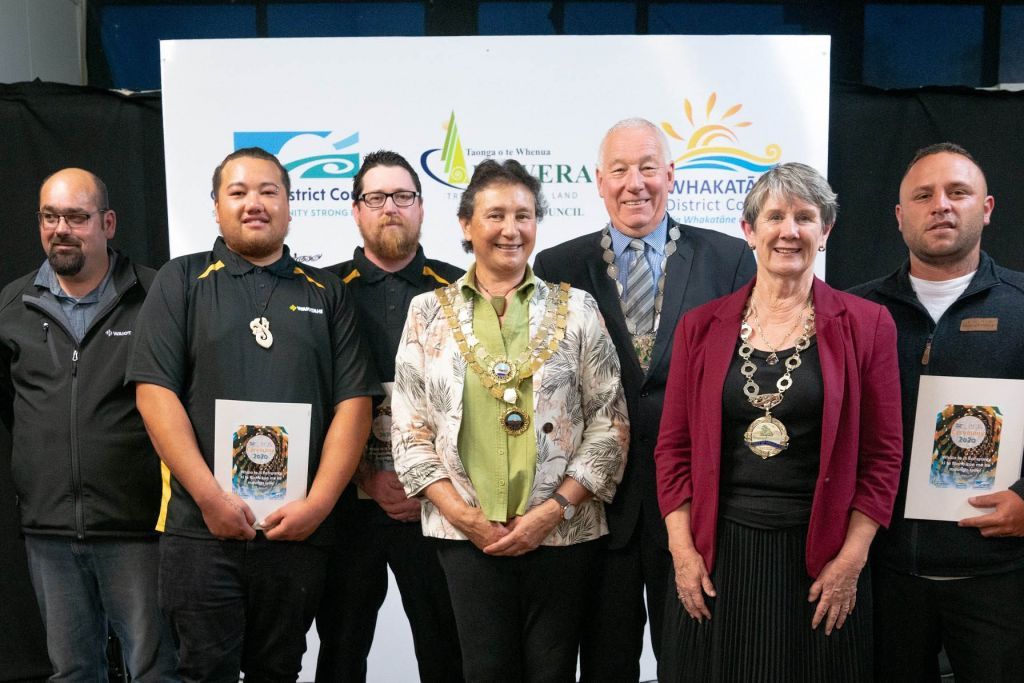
[[37, 210, 107, 228], [357, 191, 419, 209]]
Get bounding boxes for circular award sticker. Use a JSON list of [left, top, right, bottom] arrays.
[[245, 434, 277, 464], [950, 415, 987, 450], [372, 413, 391, 442]]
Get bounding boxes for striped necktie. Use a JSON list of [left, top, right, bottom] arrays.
[[624, 238, 655, 335]]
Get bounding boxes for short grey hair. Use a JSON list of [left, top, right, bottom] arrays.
[[742, 162, 838, 228], [597, 117, 673, 168]]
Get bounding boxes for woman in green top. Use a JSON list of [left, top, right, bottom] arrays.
[[392, 159, 629, 682]]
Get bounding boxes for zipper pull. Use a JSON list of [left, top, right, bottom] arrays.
[[921, 335, 932, 365], [72, 349, 79, 376], [42, 321, 49, 341]]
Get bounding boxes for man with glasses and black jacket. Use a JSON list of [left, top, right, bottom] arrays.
[[0, 168, 175, 680]]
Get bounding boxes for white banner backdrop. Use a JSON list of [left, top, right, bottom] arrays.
[[160, 35, 830, 681], [161, 35, 830, 275]]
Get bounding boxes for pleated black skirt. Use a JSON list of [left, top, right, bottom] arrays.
[[659, 519, 873, 683]]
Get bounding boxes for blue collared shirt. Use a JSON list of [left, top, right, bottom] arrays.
[[34, 251, 117, 343], [607, 215, 669, 297]]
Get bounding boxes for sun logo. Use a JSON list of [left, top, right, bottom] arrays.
[[661, 93, 781, 173]]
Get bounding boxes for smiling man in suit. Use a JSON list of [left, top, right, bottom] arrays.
[[533, 117, 755, 681]]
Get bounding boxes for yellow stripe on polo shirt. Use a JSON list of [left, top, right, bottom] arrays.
[[155, 461, 172, 533], [293, 266, 326, 289], [196, 261, 225, 279], [422, 265, 451, 285]]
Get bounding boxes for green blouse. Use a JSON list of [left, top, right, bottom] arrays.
[[457, 264, 538, 522]]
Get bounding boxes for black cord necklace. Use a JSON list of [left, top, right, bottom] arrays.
[[248, 272, 280, 349]]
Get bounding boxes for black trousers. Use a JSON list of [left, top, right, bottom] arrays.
[[436, 539, 598, 683], [158, 534, 327, 683], [314, 501, 462, 682], [873, 562, 1024, 683], [579, 517, 672, 682]]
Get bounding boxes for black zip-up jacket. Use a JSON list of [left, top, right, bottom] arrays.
[[0, 252, 161, 538], [850, 251, 1024, 576]]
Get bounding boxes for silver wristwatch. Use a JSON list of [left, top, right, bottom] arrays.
[[551, 492, 576, 521]]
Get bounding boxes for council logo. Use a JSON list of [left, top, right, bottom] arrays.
[[419, 111, 591, 194], [233, 131, 360, 179], [661, 93, 781, 174], [420, 112, 470, 189]]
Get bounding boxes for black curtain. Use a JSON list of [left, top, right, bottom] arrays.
[[828, 82, 1024, 289], [0, 81, 169, 274], [1, 79, 1023, 677], [0, 81, 167, 680]]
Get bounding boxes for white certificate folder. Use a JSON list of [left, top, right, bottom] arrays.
[[214, 399, 312, 525], [904, 376, 1024, 521]]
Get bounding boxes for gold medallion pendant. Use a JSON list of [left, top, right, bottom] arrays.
[[501, 407, 531, 436], [743, 415, 790, 459], [490, 359, 516, 384], [437, 281, 571, 439]]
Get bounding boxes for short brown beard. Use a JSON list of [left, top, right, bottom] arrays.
[[365, 219, 420, 262]]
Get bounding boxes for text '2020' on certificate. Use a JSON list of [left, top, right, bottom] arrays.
[[214, 399, 312, 525], [905, 376, 1024, 522]]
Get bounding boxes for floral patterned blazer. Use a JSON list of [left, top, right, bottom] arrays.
[[392, 275, 630, 546]]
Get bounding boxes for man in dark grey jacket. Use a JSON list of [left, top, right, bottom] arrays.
[[534, 118, 755, 681], [850, 143, 1024, 682], [0, 168, 174, 680]]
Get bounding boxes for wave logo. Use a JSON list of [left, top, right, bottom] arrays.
[[661, 93, 781, 174], [420, 112, 470, 189], [233, 131, 360, 179]]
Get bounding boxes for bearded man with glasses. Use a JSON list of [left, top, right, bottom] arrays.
[[0, 168, 176, 680], [315, 150, 464, 682]]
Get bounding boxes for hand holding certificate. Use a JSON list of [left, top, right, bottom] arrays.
[[214, 399, 312, 529], [905, 376, 1024, 523], [959, 490, 1024, 537]]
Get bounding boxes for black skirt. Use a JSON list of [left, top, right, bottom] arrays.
[[659, 519, 873, 683]]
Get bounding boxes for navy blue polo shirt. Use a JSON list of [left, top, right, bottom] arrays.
[[127, 237, 378, 542]]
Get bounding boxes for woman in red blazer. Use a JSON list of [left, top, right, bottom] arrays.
[[654, 163, 903, 682]]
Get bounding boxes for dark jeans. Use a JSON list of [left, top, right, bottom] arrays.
[[25, 535, 177, 682], [158, 533, 327, 683], [314, 501, 462, 682], [873, 562, 1024, 683], [580, 519, 672, 682], [436, 539, 598, 683]]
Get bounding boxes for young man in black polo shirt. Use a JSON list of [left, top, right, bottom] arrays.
[[128, 147, 376, 681], [315, 150, 464, 682]]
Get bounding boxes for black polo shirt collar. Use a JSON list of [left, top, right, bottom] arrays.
[[212, 236, 298, 278], [351, 245, 428, 286]]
